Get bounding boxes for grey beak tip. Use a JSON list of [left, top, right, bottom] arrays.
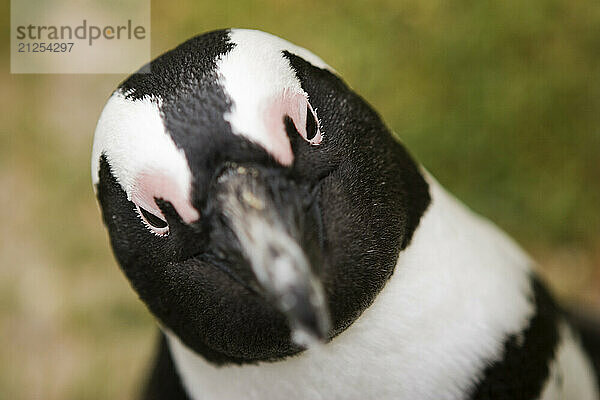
[[291, 322, 330, 349], [289, 306, 331, 349]]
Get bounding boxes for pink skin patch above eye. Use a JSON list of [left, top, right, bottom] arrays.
[[130, 172, 200, 225], [262, 91, 322, 165]]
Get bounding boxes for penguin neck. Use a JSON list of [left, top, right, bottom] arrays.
[[164, 172, 537, 400]]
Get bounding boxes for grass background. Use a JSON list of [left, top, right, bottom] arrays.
[[1, 0, 599, 398]]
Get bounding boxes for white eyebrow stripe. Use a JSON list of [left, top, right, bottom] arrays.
[[216, 29, 332, 164], [229, 29, 332, 71], [91, 91, 198, 221]]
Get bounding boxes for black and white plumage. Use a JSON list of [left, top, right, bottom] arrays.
[[92, 29, 600, 399]]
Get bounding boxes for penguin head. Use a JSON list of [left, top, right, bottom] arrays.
[[92, 29, 430, 364]]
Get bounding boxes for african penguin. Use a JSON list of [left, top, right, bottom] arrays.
[[92, 29, 600, 400]]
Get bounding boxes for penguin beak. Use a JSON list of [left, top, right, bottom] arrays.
[[211, 164, 330, 346]]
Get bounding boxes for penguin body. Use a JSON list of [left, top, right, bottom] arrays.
[[92, 29, 600, 399]]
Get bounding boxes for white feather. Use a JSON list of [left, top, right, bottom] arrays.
[[91, 91, 198, 222]]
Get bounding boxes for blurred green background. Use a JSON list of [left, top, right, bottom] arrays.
[[1, 0, 599, 398]]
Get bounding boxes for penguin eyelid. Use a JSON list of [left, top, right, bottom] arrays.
[[136, 204, 169, 236]]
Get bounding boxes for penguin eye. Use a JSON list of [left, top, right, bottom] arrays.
[[291, 103, 321, 145], [136, 204, 169, 236], [305, 105, 318, 140], [304, 105, 322, 145]]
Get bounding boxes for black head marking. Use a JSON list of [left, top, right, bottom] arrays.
[[96, 31, 431, 365], [97, 155, 297, 364], [121, 29, 233, 102]]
